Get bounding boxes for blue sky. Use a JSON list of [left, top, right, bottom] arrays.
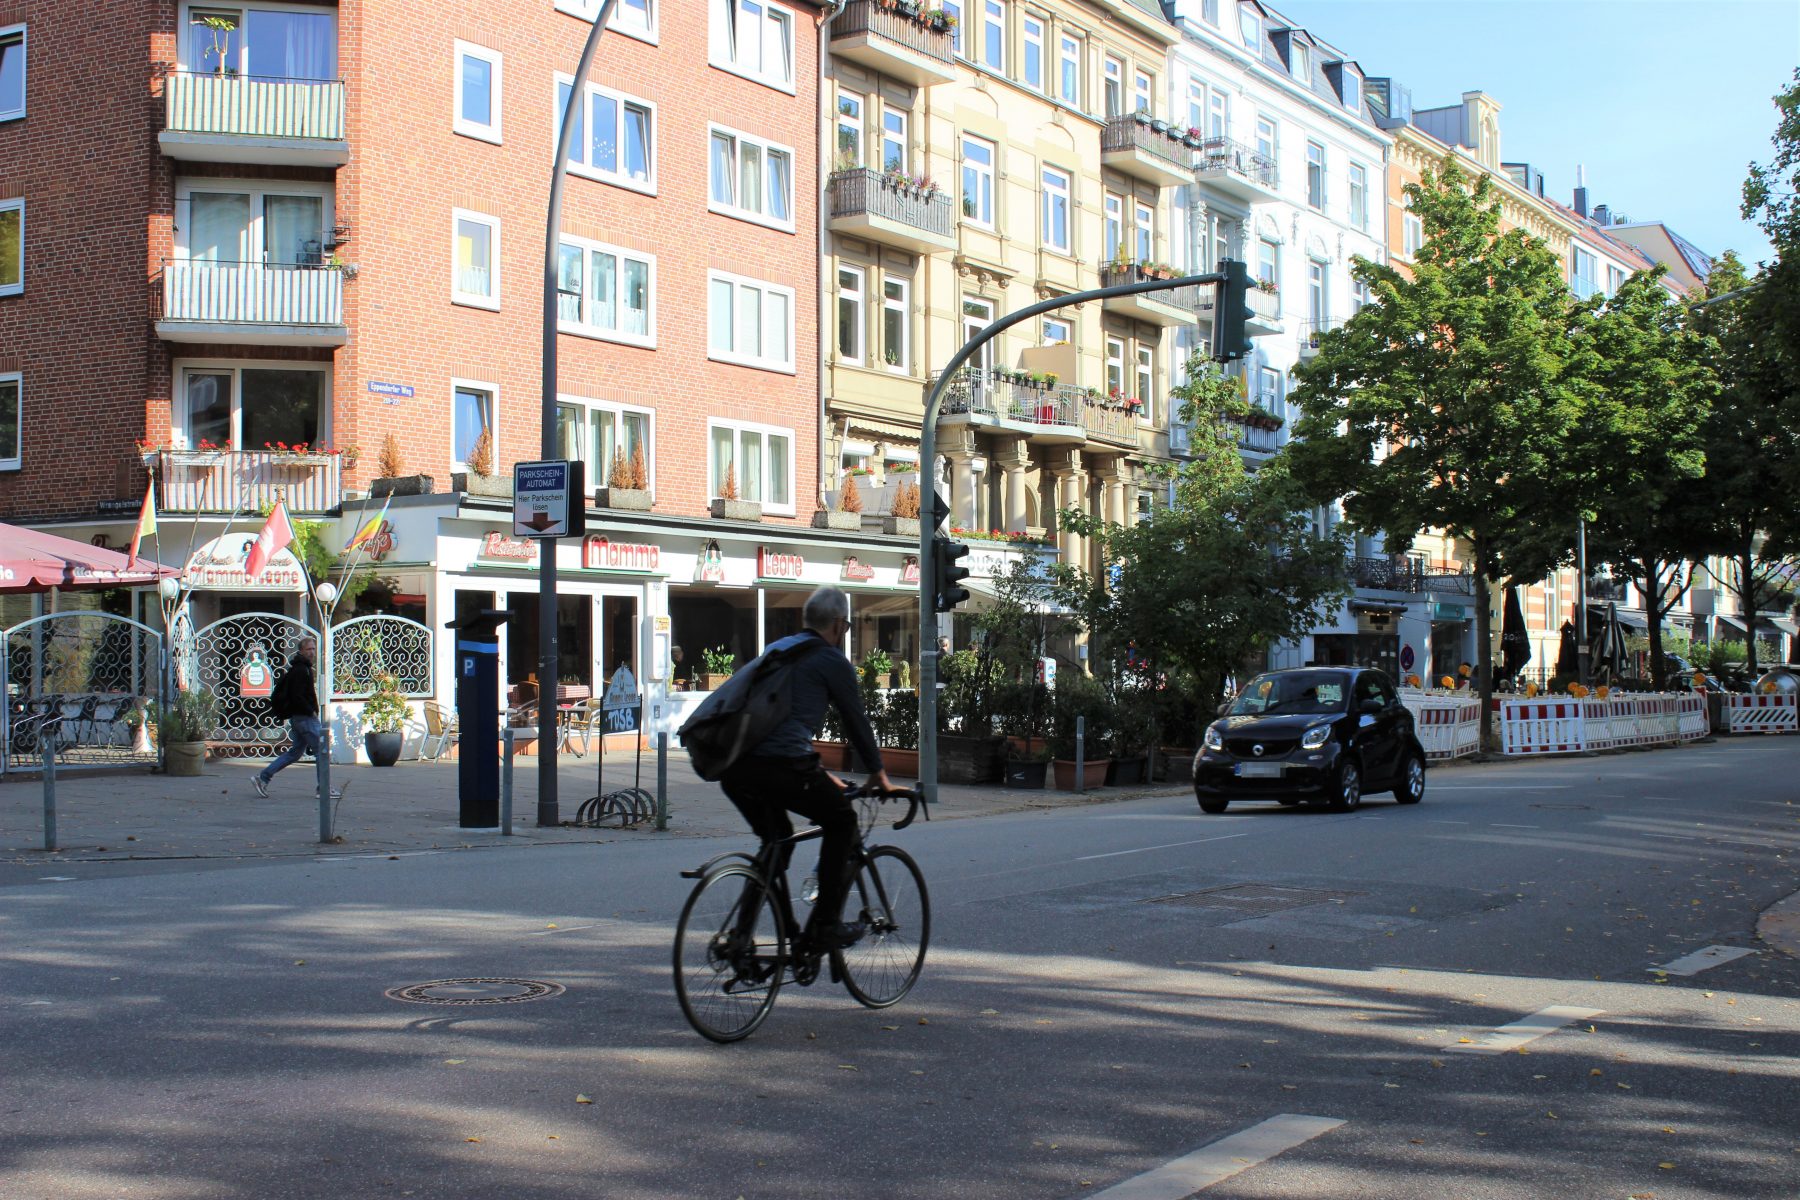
[[1270, 0, 1797, 266]]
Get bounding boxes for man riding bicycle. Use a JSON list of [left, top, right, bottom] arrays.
[[719, 585, 893, 953]]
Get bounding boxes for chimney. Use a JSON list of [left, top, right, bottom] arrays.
[[1573, 188, 1588, 218], [1592, 204, 1610, 226]]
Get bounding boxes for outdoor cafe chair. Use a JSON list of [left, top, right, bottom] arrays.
[[420, 701, 459, 764]]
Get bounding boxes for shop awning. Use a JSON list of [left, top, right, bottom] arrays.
[[1716, 613, 1749, 633], [0, 522, 180, 592], [1349, 598, 1409, 615], [1611, 609, 1648, 631], [966, 576, 1071, 614], [1760, 615, 1798, 638]]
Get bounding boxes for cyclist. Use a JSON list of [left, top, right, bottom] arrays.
[[720, 585, 892, 953]]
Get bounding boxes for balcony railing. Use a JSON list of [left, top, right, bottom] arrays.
[[830, 0, 957, 82], [1085, 402, 1139, 447], [1194, 136, 1280, 197], [152, 449, 342, 514], [1570, 275, 1602, 299], [1351, 556, 1425, 592], [1098, 264, 1210, 324], [1101, 114, 1194, 185], [163, 71, 347, 164], [939, 369, 1084, 429], [1298, 318, 1342, 353], [828, 168, 956, 251], [1423, 568, 1476, 595], [159, 259, 345, 330]]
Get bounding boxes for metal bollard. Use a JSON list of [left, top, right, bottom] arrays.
[[502, 726, 515, 836], [316, 724, 332, 844], [1074, 715, 1086, 794], [656, 730, 669, 832], [41, 741, 57, 852]]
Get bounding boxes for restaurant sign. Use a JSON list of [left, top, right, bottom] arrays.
[[757, 547, 805, 580], [583, 536, 662, 573], [900, 555, 920, 585], [184, 534, 307, 592], [840, 555, 876, 583], [477, 531, 540, 564]]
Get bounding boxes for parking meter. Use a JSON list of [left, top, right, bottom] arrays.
[[446, 609, 511, 828]]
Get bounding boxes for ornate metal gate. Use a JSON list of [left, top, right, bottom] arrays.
[[329, 615, 434, 698], [180, 613, 321, 756], [3, 612, 166, 773]]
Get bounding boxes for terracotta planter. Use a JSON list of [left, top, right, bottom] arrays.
[[452, 472, 513, 498], [596, 487, 652, 511], [709, 498, 762, 522], [703, 673, 732, 691], [812, 740, 850, 770], [1002, 757, 1048, 788], [371, 474, 435, 498], [939, 734, 1006, 784], [812, 510, 861, 530], [364, 730, 403, 767], [881, 748, 920, 778], [1052, 758, 1110, 791], [164, 741, 206, 776]]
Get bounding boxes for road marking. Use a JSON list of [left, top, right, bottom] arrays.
[[1650, 945, 1756, 977], [1427, 819, 1469, 824], [526, 922, 607, 937], [1076, 834, 1249, 861], [1085, 1114, 1344, 1199], [1639, 832, 1697, 842], [1447, 1005, 1603, 1054], [1429, 785, 1575, 791], [38, 876, 77, 882], [1490, 823, 1539, 829]]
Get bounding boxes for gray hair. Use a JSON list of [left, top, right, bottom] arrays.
[[803, 585, 851, 628]]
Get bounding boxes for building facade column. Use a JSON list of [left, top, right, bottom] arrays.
[[1055, 448, 1086, 572], [941, 425, 979, 530], [994, 438, 1031, 534]]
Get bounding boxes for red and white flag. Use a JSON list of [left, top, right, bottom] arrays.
[[245, 500, 295, 580], [128, 481, 157, 567]]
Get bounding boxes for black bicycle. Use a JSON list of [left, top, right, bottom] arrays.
[[673, 784, 930, 1043]]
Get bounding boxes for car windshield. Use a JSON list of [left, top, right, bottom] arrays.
[[1229, 672, 1348, 717]]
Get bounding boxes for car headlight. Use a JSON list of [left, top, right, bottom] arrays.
[[1300, 724, 1331, 749], [1203, 724, 1224, 751]]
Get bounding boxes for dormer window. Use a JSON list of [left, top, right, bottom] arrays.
[[1238, 4, 1260, 51], [1292, 43, 1309, 81], [1343, 72, 1360, 110]]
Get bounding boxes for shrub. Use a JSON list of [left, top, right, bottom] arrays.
[[892, 480, 921, 519], [361, 673, 409, 734], [609, 447, 632, 489], [720, 463, 738, 501], [466, 427, 494, 477], [702, 646, 735, 676], [151, 688, 217, 743], [840, 474, 864, 513], [628, 444, 648, 490], [378, 432, 405, 478]]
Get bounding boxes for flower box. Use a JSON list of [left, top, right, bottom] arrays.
[[709, 498, 763, 522], [596, 487, 653, 511], [812, 740, 851, 770], [882, 515, 921, 538], [371, 474, 435, 498], [453, 472, 513, 498], [1052, 758, 1111, 791], [812, 510, 862, 531], [939, 734, 1006, 784], [1002, 757, 1047, 789]]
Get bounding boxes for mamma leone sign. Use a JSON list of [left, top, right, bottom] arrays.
[[474, 532, 662, 574]]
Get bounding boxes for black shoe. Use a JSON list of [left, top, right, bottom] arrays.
[[803, 920, 867, 953]]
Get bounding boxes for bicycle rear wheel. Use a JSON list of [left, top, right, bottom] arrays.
[[835, 845, 930, 1008], [673, 865, 786, 1042]]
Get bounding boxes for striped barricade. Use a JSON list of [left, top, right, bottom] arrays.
[[1401, 691, 1482, 761], [1675, 693, 1709, 741], [1499, 699, 1588, 756], [1721, 693, 1798, 735]]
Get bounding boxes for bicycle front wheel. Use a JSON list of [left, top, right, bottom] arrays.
[[836, 845, 930, 1008], [673, 865, 786, 1043]]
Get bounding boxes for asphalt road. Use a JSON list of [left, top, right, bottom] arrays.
[[3, 739, 1797, 1200]]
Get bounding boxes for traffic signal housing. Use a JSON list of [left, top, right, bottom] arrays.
[[932, 536, 971, 613], [1212, 257, 1252, 363]]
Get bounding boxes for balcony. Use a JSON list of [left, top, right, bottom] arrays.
[[156, 260, 348, 347], [161, 72, 348, 168], [1099, 264, 1211, 327], [1246, 286, 1283, 336], [1084, 402, 1140, 449], [1350, 556, 1424, 592], [1569, 275, 1602, 299], [1423, 568, 1476, 595], [152, 449, 342, 515], [830, 0, 958, 86], [934, 369, 1087, 446], [1100, 114, 1194, 188], [828, 168, 957, 255], [1297, 318, 1342, 358], [1193, 136, 1281, 203], [1169, 420, 1192, 455]]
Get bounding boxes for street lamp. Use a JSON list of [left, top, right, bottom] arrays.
[[313, 579, 338, 843]]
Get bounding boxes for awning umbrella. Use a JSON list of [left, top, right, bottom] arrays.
[[0, 522, 179, 592], [1556, 619, 1578, 677], [1501, 585, 1531, 680], [1589, 602, 1630, 681]]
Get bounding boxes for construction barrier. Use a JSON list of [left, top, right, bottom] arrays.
[[1720, 693, 1798, 735], [1500, 692, 1713, 756], [1400, 691, 1482, 761]]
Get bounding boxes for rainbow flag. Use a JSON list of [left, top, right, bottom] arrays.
[[128, 482, 156, 567], [344, 497, 390, 554]]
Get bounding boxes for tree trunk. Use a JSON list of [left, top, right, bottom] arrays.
[[1474, 552, 1495, 753], [1642, 556, 1666, 690], [1740, 546, 1760, 680]]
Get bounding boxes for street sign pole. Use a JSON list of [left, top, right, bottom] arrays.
[[541, 0, 616, 828], [918, 267, 1231, 809]]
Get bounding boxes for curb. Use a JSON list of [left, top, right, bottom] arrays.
[[1757, 890, 1800, 961]]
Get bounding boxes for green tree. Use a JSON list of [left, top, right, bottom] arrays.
[[289, 516, 377, 614], [1284, 159, 1586, 747]]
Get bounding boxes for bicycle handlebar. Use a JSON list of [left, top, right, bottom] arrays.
[[842, 783, 927, 829]]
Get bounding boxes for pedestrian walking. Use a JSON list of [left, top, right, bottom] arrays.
[[252, 638, 327, 798]]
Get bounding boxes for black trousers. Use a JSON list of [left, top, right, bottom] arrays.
[[721, 755, 858, 931]]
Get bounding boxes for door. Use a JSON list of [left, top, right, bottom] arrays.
[[1353, 671, 1400, 785], [595, 590, 642, 736]]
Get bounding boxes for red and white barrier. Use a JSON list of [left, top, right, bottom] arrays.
[[1675, 693, 1708, 741], [1401, 691, 1482, 761], [1499, 700, 1589, 756], [1721, 693, 1798, 735], [1500, 692, 1714, 756]]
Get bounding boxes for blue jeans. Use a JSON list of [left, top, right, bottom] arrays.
[[259, 716, 323, 783]]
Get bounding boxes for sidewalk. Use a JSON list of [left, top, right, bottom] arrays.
[[0, 749, 1187, 864]]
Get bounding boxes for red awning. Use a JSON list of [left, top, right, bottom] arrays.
[[0, 522, 180, 592]]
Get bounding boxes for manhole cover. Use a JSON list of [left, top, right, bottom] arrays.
[[384, 978, 565, 1006], [1143, 883, 1354, 914]]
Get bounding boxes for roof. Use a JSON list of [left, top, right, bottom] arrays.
[[1609, 221, 1715, 281]]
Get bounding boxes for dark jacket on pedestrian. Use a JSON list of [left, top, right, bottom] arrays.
[[270, 657, 318, 720]]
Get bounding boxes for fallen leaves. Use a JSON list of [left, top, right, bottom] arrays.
[[575, 1095, 592, 1105]]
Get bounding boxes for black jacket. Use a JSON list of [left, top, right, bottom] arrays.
[[271, 657, 318, 720]]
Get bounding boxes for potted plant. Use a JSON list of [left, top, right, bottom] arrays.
[[152, 688, 216, 776], [370, 433, 435, 498], [1048, 675, 1111, 790], [361, 673, 409, 766], [596, 444, 653, 511], [1004, 738, 1050, 788], [813, 705, 851, 770], [1107, 689, 1153, 786], [884, 478, 922, 537], [451, 427, 511, 498], [814, 472, 863, 530], [936, 649, 1006, 783], [863, 689, 920, 778], [709, 463, 762, 522], [702, 646, 735, 691], [861, 647, 893, 690]]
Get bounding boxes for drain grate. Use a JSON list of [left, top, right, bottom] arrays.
[[1143, 883, 1355, 915], [384, 978, 565, 1006]]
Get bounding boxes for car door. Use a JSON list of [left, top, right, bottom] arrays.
[[1368, 672, 1407, 784], [1352, 672, 1398, 784]]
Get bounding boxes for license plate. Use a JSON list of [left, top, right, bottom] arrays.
[[1236, 762, 1283, 778]]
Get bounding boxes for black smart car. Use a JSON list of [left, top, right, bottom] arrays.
[[1193, 667, 1426, 813]]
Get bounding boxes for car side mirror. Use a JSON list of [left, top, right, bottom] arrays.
[[1216, 701, 1232, 717], [1359, 698, 1384, 715]]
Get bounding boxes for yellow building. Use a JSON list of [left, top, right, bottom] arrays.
[[823, 0, 1188, 585]]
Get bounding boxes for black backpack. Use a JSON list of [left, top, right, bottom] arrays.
[[678, 633, 825, 781]]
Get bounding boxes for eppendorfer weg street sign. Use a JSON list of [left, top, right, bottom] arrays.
[[513, 460, 586, 539]]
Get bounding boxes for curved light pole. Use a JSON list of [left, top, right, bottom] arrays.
[[539, 0, 618, 827], [917, 267, 1231, 808]]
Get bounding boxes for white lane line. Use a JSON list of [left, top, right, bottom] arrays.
[[1085, 1114, 1345, 1199], [1429, 785, 1575, 791], [1076, 834, 1249, 861], [1490, 823, 1539, 829], [1639, 832, 1697, 842], [1447, 1005, 1603, 1054], [38, 876, 77, 882], [526, 922, 607, 937], [1651, 945, 1756, 977], [1428, 819, 1469, 824]]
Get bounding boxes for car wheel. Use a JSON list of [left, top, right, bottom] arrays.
[[1393, 753, 1425, 805], [1198, 796, 1229, 814], [1328, 760, 1361, 811]]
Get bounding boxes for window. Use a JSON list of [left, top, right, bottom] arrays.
[[962, 297, 995, 375], [556, 0, 656, 40], [883, 277, 909, 371], [1103, 193, 1124, 261], [941, 0, 965, 57], [708, 270, 794, 372], [1403, 212, 1424, 258], [1305, 140, 1325, 210], [1291, 42, 1309, 81], [1186, 82, 1205, 131], [1606, 264, 1625, 297], [835, 89, 863, 168], [1255, 116, 1276, 163], [712, 0, 795, 91], [559, 396, 654, 492], [1257, 237, 1278, 285], [961, 134, 995, 227], [557, 77, 654, 191], [979, 0, 1004, 71], [1352, 279, 1371, 312], [1201, 0, 1220, 23], [180, 6, 336, 78], [1570, 247, 1599, 296], [837, 264, 865, 364], [1307, 261, 1326, 324], [0, 372, 17, 469], [177, 182, 331, 266], [1238, 4, 1260, 50], [452, 381, 495, 471], [452, 209, 499, 309], [1257, 365, 1279, 408], [176, 363, 330, 452], [1042, 316, 1070, 345], [1103, 55, 1123, 115], [454, 42, 502, 143], [1133, 69, 1153, 115], [1022, 15, 1044, 91], [709, 126, 794, 229], [556, 235, 654, 345], [1135, 344, 1154, 422], [1133, 201, 1153, 262], [1348, 162, 1367, 229], [1208, 90, 1229, 139], [710, 419, 793, 513], [0, 198, 19, 296], [881, 108, 907, 172], [1105, 337, 1125, 395], [1058, 34, 1080, 106], [1040, 166, 1070, 253], [1342, 72, 1359, 111], [0, 24, 23, 122]]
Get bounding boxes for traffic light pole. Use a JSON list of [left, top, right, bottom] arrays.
[[917, 266, 1232, 808]]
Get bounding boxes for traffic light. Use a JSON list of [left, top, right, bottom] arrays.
[[933, 536, 971, 613], [1212, 257, 1253, 363]]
